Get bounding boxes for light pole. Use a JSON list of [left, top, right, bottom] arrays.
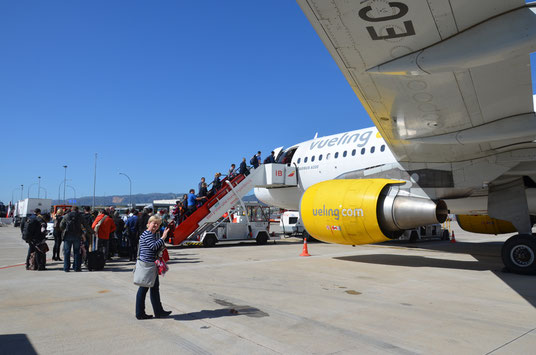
[[119, 172, 132, 208], [21, 184, 23, 200], [40, 187, 47, 199], [12, 187, 20, 204], [38, 176, 41, 199], [63, 165, 68, 203], [67, 185, 76, 204], [93, 153, 97, 210], [58, 179, 71, 202], [27, 183, 38, 198]]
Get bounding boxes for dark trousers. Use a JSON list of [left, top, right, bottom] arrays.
[[63, 237, 81, 271], [53, 232, 62, 259], [128, 234, 138, 261], [136, 275, 164, 317]]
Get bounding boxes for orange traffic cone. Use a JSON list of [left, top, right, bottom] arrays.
[[450, 231, 456, 243], [300, 237, 311, 256]]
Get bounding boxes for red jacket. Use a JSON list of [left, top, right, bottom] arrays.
[[91, 214, 116, 240]]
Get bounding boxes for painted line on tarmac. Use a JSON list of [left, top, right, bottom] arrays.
[[0, 258, 53, 269], [0, 262, 26, 269]]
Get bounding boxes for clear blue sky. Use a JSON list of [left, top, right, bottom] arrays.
[[1, 1, 535, 204]]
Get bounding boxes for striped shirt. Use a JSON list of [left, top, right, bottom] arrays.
[[138, 230, 165, 263]]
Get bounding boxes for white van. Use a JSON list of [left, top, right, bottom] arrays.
[[279, 211, 305, 236]]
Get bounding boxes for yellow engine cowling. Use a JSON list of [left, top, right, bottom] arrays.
[[300, 179, 448, 245], [456, 215, 516, 235]]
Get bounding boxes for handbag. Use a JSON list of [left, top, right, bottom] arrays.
[[133, 259, 157, 288], [155, 258, 168, 276]]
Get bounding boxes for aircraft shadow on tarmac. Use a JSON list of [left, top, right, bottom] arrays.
[[334, 240, 536, 308], [0, 334, 38, 355]]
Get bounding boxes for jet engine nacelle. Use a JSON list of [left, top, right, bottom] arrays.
[[300, 179, 448, 245]]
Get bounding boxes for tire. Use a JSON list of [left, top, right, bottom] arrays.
[[302, 231, 321, 243], [203, 234, 217, 248], [409, 230, 419, 243], [501, 234, 536, 275], [256, 232, 269, 245], [441, 230, 450, 241]]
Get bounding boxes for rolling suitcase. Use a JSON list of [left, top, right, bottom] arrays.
[[87, 237, 105, 271], [118, 231, 131, 258]]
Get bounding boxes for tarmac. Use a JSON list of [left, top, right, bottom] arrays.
[[0, 223, 535, 354]]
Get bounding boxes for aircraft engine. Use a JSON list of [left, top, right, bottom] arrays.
[[300, 179, 448, 245]]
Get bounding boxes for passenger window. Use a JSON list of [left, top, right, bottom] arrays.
[[311, 156, 315, 162], [352, 149, 356, 156], [361, 148, 366, 155], [380, 145, 385, 152], [343, 151, 347, 157], [319, 154, 323, 161], [297, 158, 301, 164], [326, 153, 330, 160], [370, 146, 375, 153], [335, 152, 339, 159], [304, 157, 308, 163]]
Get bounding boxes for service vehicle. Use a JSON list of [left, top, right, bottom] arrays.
[[398, 224, 450, 242], [13, 198, 53, 227], [280, 210, 306, 236], [180, 202, 273, 247]]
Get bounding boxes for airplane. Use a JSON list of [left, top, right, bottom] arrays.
[[255, 0, 536, 275]]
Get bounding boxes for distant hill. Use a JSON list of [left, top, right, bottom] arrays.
[[52, 191, 258, 206], [52, 192, 185, 206]]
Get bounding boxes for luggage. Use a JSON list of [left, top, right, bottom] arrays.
[[118, 231, 130, 258], [28, 242, 47, 271], [87, 238, 105, 271]]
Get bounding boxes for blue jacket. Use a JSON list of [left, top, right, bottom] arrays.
[[126, 215, 138, 235]]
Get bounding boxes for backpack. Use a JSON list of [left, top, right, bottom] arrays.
[[250, 156, 256, 165], [94, 215, 107, 235], [62, 213, 80, 237], [22, 217, 41, 242]]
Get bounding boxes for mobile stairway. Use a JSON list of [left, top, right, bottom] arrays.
[[172, 163, 297, 245]]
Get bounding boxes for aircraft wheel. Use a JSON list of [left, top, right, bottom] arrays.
[[501, 234, 536, 275], [441, 230, 450, 241], [203, 234, 217, 248], [409, 231, 419, 243]]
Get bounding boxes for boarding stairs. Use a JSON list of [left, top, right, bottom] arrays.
[[172, 163, 297, 245]]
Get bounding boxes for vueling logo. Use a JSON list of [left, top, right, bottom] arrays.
[[309, 130, 373, 150], [312, 205, 364, 220]]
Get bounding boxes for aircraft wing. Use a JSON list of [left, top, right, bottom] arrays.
[[297, 0, 536, 164]]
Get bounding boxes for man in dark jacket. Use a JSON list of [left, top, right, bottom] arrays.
[[137, 207, 151, 236], [239, 157, 249, 176], [60, 206, 85, 272], [24, 209, 49, 270], [125, 209, 139, 261]]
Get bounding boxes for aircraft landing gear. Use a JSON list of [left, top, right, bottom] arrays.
[[501, 234, 536, 275], [488, 178, 535, 274]]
